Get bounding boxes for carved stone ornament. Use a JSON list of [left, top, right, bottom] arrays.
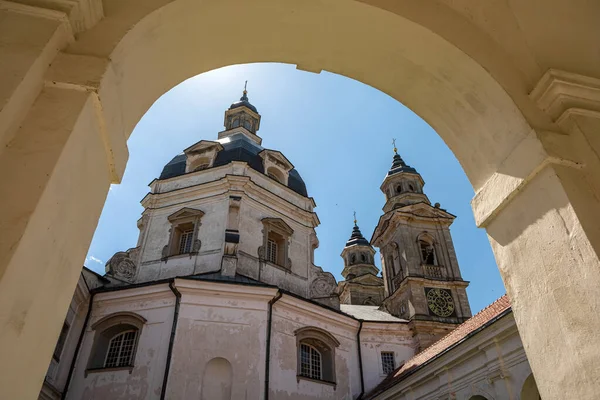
[[257, 245, 265, 260], [310, 267, 337, 299], [192, 239, 201, 253], [106, 250, 138, 281], [161, 245, 169, 260]]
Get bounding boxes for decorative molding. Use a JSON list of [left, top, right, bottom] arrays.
[[105, 248, 139, 281], [530, 69, 600, 123]]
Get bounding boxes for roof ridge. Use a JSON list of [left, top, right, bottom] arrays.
[[412, 294, 510, 354], [364, 294, 511, 399]]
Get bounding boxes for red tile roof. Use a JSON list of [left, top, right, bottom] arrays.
[[365, 295, 511, 399]]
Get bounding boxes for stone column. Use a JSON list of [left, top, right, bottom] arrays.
[[472, 70, 600, 400], [0, 15, 122, 395]]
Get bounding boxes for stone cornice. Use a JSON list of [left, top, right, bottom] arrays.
[[530, 69, 600, 123], [276, 294, 358, 330]]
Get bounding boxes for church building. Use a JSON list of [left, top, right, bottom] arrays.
[[39, 90, 540, 400]]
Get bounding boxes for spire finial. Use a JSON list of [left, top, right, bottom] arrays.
[[353, 211, 358, 226], [392, 138, 398, 155], [240, 81, 249, 102]]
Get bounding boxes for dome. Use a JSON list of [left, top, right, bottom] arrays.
[[159, 134, 308, 197], [229, 91, 258, 113]]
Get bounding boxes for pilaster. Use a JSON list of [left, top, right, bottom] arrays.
[[470, 69, 600, 400]]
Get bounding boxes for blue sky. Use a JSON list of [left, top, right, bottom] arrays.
[[85, 63, 505, 313]]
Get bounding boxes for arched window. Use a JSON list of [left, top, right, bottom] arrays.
[[521, 373, 542, 400], [232, 118, 240, 128], [360, 253, 366, 262], [188, 156, 212, 173], [295, 327, 340, 383], [418, 235, 436, 265], [266, 167, 285, 184], [299, 343, 322, 380], [363, 297, 377, 306], [104, 330, 137, 368], [88, 313, 146, 371], [396, 185, 402, 194], [350, 254, 356, 264], [243, 119, 252, 131], [408, 183, 415, 191]]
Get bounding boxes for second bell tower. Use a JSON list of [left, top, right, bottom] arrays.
[[371, 146, 472, 350]]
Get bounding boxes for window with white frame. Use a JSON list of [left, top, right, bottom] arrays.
[[381, 351, 395, 375], [295, 326, 339, 384], [105, 330, 137, 368], [261, 218, 293, 269], [178, 229, 194, 254], [164, 208, 204, 258], [267, 238, 278, 264], [87, 313, 146, 371], [300, 343, 322, 380]]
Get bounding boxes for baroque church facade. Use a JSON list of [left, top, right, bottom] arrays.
[[39, 91, 539, 400]]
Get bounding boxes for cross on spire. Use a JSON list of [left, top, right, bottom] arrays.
[[353, 211, 357, 226], [392, 138, 398, 155]]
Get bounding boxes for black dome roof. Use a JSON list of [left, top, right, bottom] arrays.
[[159, 134, 308, 197], [229, 91, 258, 113]]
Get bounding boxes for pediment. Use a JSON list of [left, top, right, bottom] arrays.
[[262, 217, 294, 235], [397, 203, 455, 219], [259, 149, 294, 171], [349, 273, 384, 286], [167, 207, 205, 222], [184, 140, 223, 155]]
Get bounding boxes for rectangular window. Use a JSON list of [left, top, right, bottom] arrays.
[[381, 352, 395, 375], [52, 321, 70, 362], [267, 238, 278, 264], [178, 230, 194, 254]]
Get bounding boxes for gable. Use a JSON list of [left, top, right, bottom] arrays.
[[183, 140, 223, 155], [167, 207, 205, 222], [350, 273, 383, 286], [262, 217, 294, 235], [259, 149, 294, 171]]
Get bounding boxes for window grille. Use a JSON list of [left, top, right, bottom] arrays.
[[300, 343, 322, 380], [381, 352, 395, 375], [104, 330, 137, 368], [267, 239, 278, 264], [179, 230, 194, 254]]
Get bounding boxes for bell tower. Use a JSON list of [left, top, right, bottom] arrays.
[[337, 215, 384, 306], [371, 143, 472, 350]]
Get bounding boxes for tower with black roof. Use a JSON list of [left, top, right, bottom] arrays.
[[337, 215, 384, 305], [371, 144, 472, 350]]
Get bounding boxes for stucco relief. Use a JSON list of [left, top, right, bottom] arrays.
[[105, 248, 139, 281], [309, 265, 339, 308]]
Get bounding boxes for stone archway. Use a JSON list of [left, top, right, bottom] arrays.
[[1, 1, 600, 399], [521, 373, 542, 400]]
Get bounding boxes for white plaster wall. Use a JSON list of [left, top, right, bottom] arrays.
[[360, 324, 415, 393], [136, 194, 229, 281], [66, 285, 176, 400], [165, 283, 276, 399], [373, 314, 534, 400], [269, 299, 362, 399]]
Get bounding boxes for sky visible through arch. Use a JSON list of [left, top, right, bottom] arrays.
[[85, 63, 505, 314]]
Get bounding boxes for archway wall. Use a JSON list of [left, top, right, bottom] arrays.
[[78, 0, 536, 192], [2, 1, 600, 399]]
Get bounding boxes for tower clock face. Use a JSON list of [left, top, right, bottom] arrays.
[[425, 288, 455, 317]]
